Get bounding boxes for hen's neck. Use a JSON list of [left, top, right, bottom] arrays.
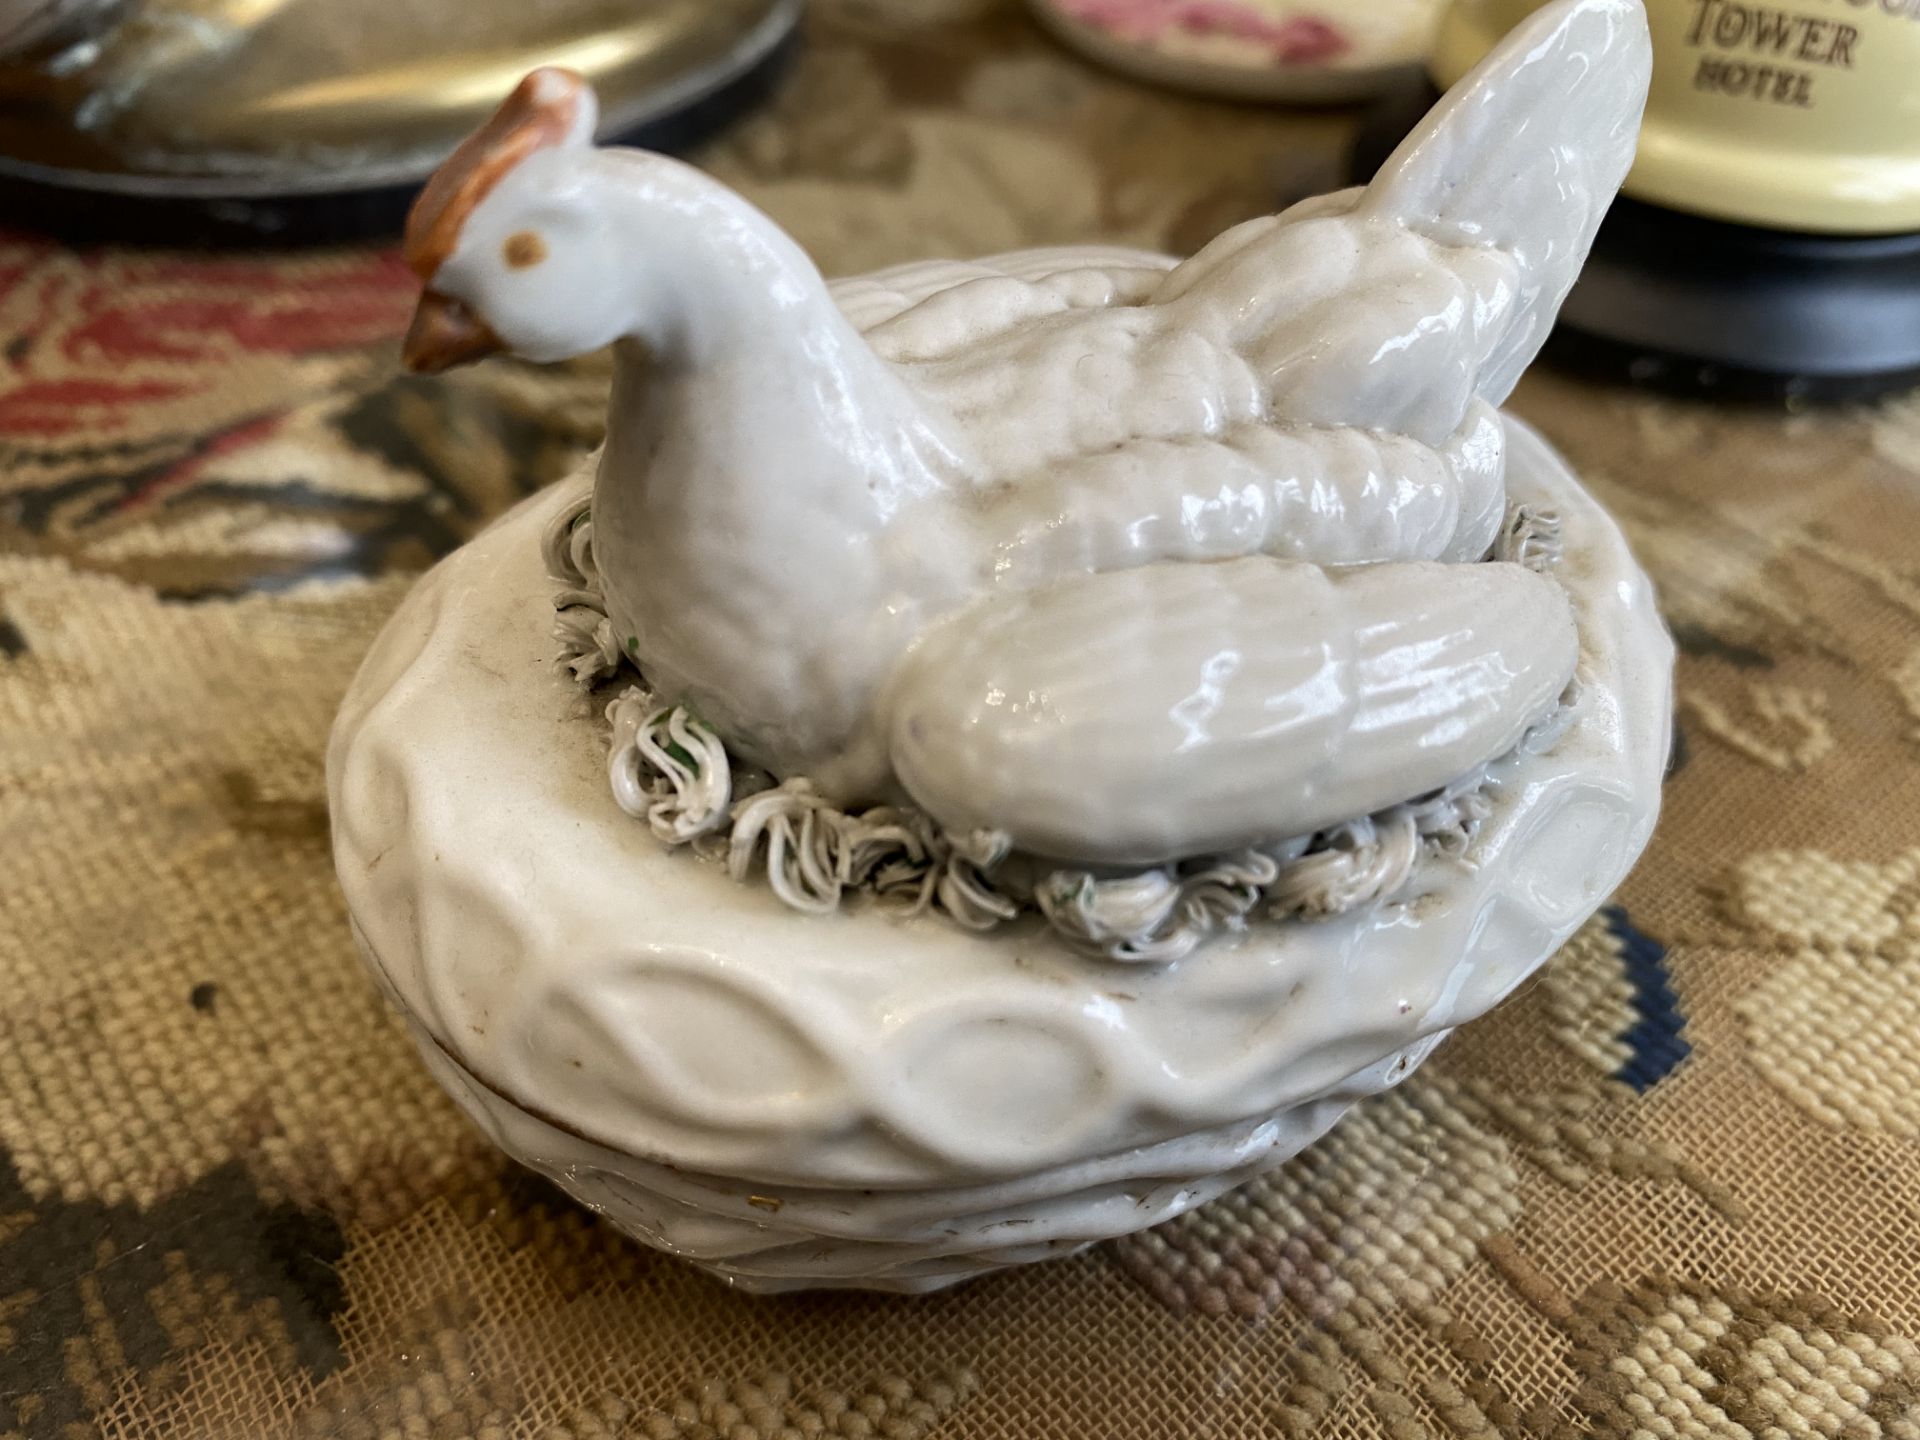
[[580, 153, 973, 771], [584, 152, 968, 525]]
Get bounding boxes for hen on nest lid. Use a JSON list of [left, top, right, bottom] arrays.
[[391, 0, 1648, 876], [326, 0, 1672, 1293]]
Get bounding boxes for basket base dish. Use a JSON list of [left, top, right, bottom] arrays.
[[327, 414, 1671, 1292], [397, 993, 1447, 1293]]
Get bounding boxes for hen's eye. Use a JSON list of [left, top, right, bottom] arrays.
[[503, 230, 548, 269]]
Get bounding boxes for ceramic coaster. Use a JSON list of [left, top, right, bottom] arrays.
[[1029, 0, 1443, 104]]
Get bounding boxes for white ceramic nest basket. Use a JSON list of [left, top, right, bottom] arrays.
[[327, 414, 1670, 1294]]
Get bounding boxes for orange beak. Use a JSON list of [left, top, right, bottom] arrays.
[[402, 290, 505, 374]]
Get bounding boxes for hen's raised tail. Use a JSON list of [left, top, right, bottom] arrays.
[[1154, 0, 1651, 446], [1362, 0, 1652, 405]]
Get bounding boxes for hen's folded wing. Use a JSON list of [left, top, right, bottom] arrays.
[[831, 247, 1175, 360], [887, 557, 1578, 867], [964, 400, 1508, 580]]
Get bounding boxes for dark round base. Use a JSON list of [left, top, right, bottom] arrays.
[[0, 25, 798, 249], [1543, 295, 1920, 407], [1350, 78, 1920, 404]]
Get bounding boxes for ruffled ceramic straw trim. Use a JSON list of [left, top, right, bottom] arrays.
[[545, 501, 624, 686], [545, 493, 1571, 964]]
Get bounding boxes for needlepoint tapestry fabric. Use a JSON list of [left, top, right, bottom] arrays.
[[5, 2, 1920, 1435]]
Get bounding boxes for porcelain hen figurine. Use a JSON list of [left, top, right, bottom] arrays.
[[401, 0, 1649, 869], [335, 0, 1672, 1292]]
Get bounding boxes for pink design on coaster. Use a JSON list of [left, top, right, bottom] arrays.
[[1058, 0, 1350, 63]]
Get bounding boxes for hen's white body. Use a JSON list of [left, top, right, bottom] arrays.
[[417, 0, 1652, 865]]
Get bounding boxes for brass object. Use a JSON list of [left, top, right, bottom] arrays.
[[0, 0, 797, 212]]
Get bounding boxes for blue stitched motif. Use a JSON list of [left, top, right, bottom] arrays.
[[1605, 906, 1690, 1093]]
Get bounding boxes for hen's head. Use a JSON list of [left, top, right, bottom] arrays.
[[402, 68, 614, 373]]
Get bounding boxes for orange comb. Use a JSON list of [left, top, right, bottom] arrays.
[[403, 68, 587, 281]]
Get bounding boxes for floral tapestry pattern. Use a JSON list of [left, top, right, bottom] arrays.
[[4, 1, 1920, 1435]]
